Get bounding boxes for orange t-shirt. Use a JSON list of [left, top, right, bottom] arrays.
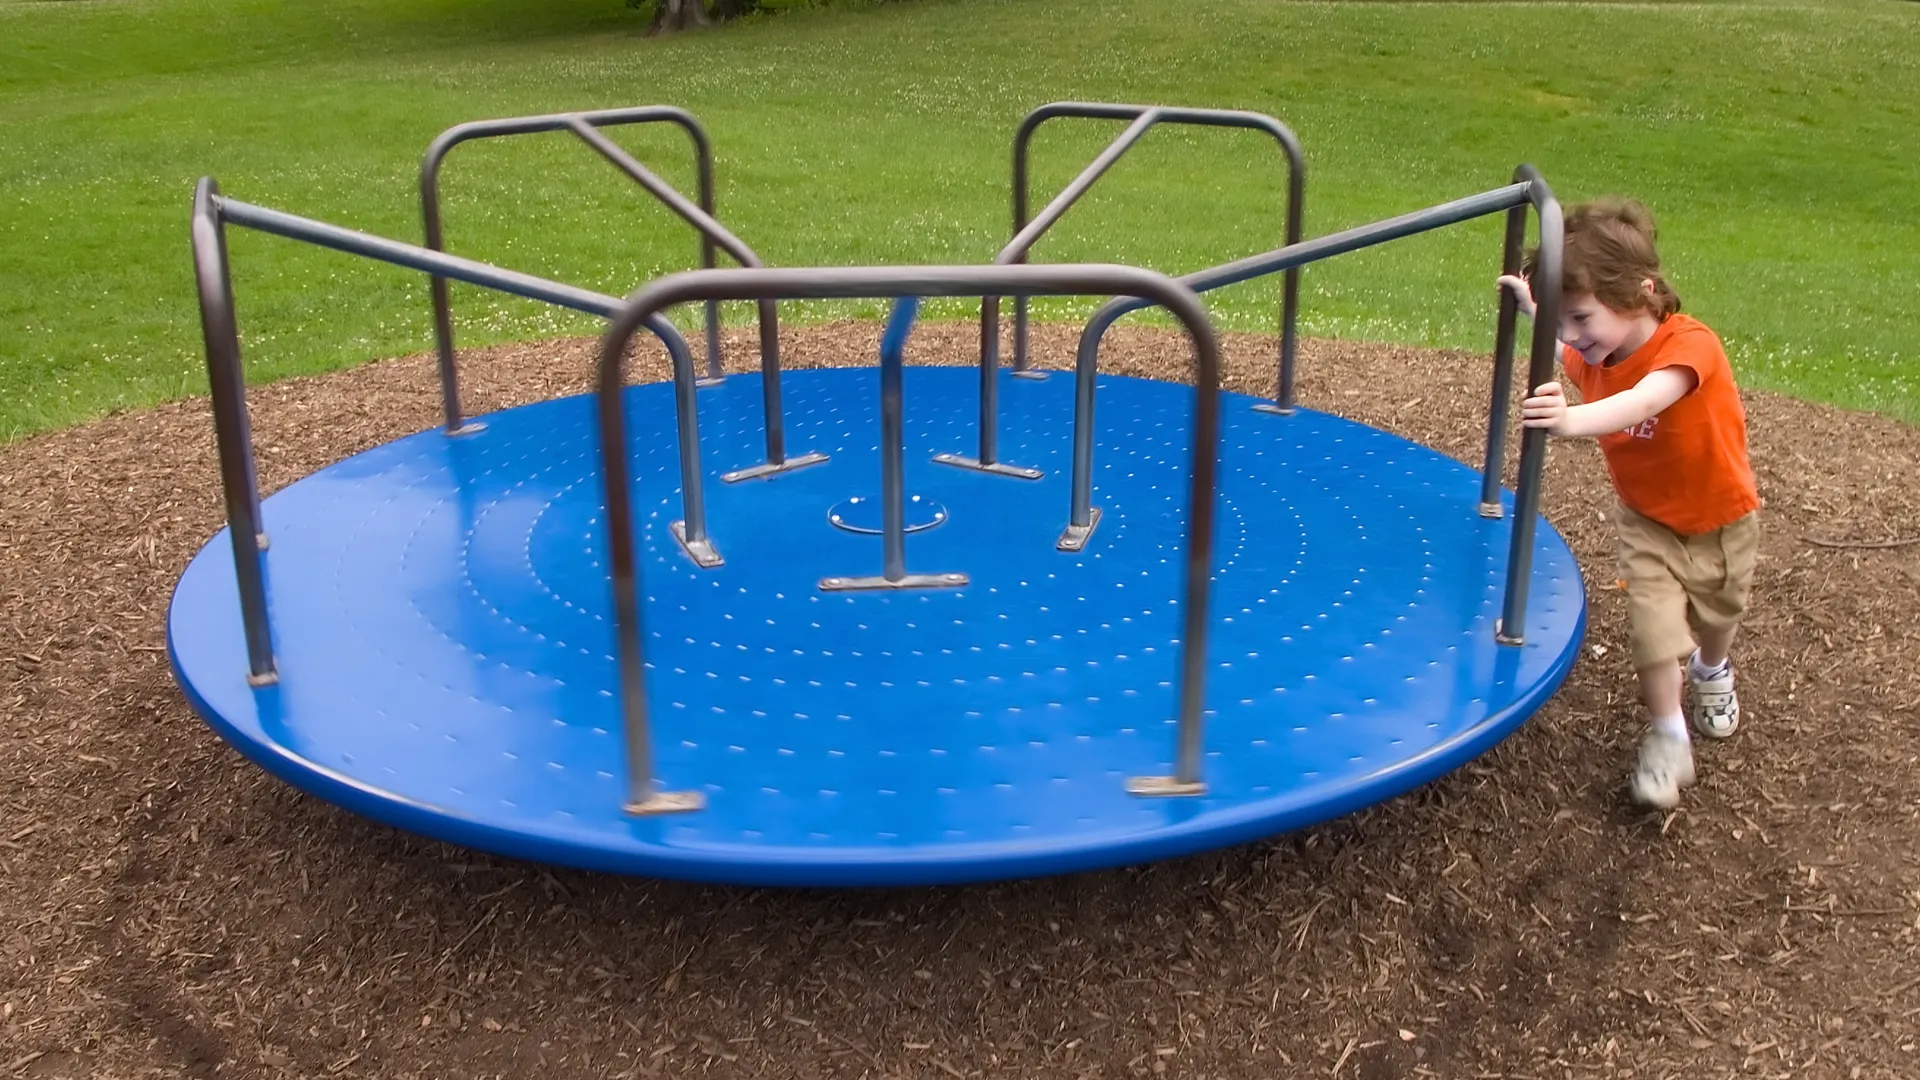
[[1561, 313, 1759, 536]]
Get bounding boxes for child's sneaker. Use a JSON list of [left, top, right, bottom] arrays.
[[1629, 728, 1695, 809], [1687, 651, 1740, 738]]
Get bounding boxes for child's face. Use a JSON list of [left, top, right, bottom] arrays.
[[1558, 292, 1654, 366]]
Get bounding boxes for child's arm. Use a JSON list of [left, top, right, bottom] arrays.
[[1495, 274, 1696, 436], [1522, 367, 1696, 438], [1497, 275, 1539, 319]]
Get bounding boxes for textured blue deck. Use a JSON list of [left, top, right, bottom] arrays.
[[168, 367, 1585, 885]]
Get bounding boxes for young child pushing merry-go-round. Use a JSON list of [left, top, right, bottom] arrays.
[[1499, 195, 1761, 810]]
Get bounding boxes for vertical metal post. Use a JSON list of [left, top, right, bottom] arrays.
[[719, 296, 828, 482], [1003, 137, 1031, 378], [599, 326, 705, 818], [1165, 325, 1223, 792], [692, 125, 725, 387], [1091, 300, 1223, 798], [755, 298, 785, 462], [1251, 156, 1307, 416], [879, 300, 911, 582], [661, 327, 722, 569], [1007, 256, 1032, 380], [934, 294, 1042, 477], [1008, 123, 1032, 379], [702, 299, 723, 385], [822, 298, 968, 593], [1479, 202, 1530, 518], [980, 300, 1002, 458], [421, 160, 475, 435], [1277, 185, 1304, 410], [1057, 330, 1104, 552], [191, 178, 277, 686], [1497, 175, 1563, 646], [1012, 294, 1034, 378], [614, 544, 700, 815]]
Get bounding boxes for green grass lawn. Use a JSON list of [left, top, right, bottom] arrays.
[[2, 0, 1915, 440]]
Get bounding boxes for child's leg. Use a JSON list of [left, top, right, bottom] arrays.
[[1615, 504, 1698, 807], [1617, 504, 1698, 706], [1638, 659, 1685, 728], [1695, 624, 1738, 670], [1682, 511, 1759, 737], [1630, 656, 1695, 809]]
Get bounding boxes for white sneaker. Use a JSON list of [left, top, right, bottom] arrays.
[[1688, 653, 1741, 739], [1629, 730, 1695, 809]]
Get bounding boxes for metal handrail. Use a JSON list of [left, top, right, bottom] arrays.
[[1064, 168, 1564, 645], [816, 297, 971, 594], [987, 103, 1307, 392], [420, 107, 801, 471], [1482, 167, 1555, 523], [190, 178, 274, 686], [595, 264, 1226, 815], [188, 177, 700, 685], [558, 117, 821, 484]]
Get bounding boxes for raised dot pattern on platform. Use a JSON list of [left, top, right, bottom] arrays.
[[167, 367, 1585, 886]]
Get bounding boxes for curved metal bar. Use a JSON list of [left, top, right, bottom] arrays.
[[219, 197, 635, 316], [190, 177, 275, 686], [1480, 188, 1532, 519], [1003, 110, 1163, 264], [1495, 165, 1563, 647], [190, 179, 705, 684], [1091, 183, 1532, 325], [1067, 182, 1533, 534], [1002, 103, 1307, 404], [566, 117, 760, 269], [215, 192, 711, 555], [420, 106, 729, 432], [562, 118, 805, 479], [597, 264, 1224, 811], [1067, 173, 1564, 647], [966, 108, 1160, 473]]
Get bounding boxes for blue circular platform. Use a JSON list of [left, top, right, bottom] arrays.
[[167, 366, 1585, 886]]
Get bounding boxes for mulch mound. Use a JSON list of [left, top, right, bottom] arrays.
[[2, 321, 1916, 1080]]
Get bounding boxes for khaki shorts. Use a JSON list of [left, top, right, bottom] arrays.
[[1614, 502, 1759, 671]]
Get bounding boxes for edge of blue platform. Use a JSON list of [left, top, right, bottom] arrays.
[[166, 610, 1584, 887]]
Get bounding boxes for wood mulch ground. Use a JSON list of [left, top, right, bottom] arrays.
[[2, 320, 1917, 1080]]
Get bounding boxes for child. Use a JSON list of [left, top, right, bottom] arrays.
[[1497, 196, 1760, 810]]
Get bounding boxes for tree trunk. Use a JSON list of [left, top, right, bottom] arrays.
[[644, 0, 716, 37]]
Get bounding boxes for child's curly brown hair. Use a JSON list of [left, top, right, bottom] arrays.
[[1526, 196, 1682, 319]]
